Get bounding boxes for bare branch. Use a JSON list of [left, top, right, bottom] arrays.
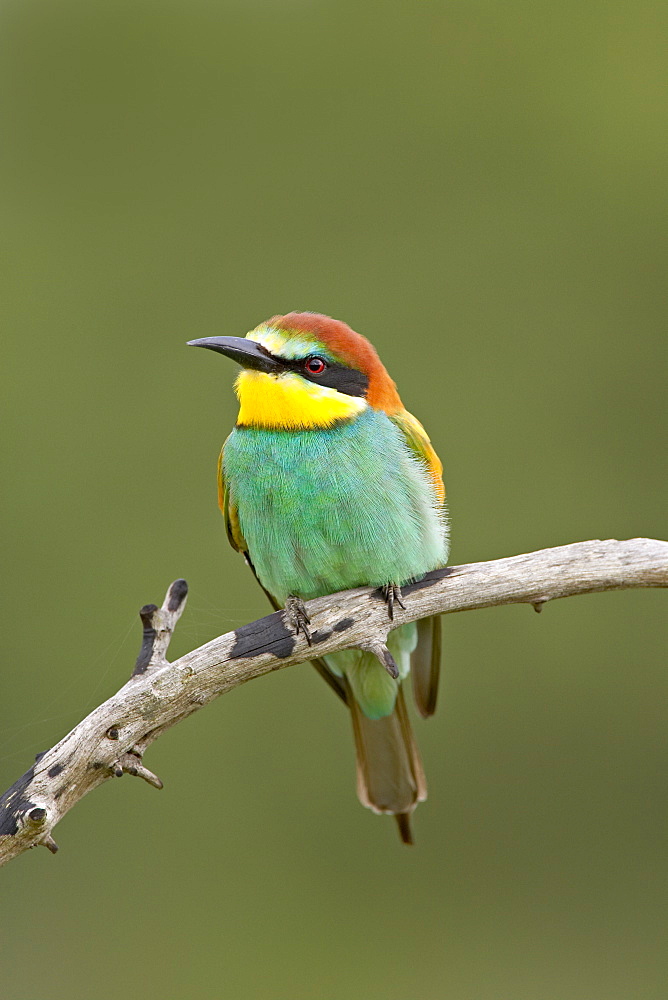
[[132, 578, 188, 676], [1, 537, 665, 868]]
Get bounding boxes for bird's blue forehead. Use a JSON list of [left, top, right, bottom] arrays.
[[246, 325, 336, 362]]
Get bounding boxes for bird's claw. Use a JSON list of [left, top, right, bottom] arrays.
[[381, 584, 406, 621], [285, 595, 312, 646]]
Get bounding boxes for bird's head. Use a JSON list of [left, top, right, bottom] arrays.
[[188, 312, 403, 429]]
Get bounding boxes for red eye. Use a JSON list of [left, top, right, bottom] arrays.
[[304, 356, 327, 375]]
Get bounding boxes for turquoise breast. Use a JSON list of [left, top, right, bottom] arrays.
[[222, 408, 448, 605]]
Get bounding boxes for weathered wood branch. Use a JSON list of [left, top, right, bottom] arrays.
[[1, 537, 665, 868]]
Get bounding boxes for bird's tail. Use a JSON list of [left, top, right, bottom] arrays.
[[347, 683, 427, 845]]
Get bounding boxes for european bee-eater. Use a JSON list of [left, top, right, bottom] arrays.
[[189, 312, 449, 843]]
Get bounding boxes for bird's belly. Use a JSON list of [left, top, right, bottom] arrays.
[[223, 416, 447, 604]]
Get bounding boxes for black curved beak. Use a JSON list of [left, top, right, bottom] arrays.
[[187, 336, 282, 374]]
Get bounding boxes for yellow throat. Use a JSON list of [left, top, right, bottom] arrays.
[[235, 370, 367, 429]]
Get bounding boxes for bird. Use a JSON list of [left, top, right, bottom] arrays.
[[188, 312, 449, 843]]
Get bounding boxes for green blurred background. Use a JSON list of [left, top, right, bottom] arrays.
[[1, 1, 666, 997]]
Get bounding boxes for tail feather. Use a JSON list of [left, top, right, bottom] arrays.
[[347, 683, 427, 843], [394, 812, 415, 845], [411, 615, 441, 718]]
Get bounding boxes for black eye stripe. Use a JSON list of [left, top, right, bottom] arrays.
[[272, 354, 368, 397], [310, 365, 368, 396]]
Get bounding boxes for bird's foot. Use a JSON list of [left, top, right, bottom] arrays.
[[381, 584, 406, 622], [284, 595, 312, 646]]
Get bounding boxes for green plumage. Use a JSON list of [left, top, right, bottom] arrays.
[[222, 407, 448, 719]]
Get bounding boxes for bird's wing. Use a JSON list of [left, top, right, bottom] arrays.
[[218, 440, 247, 553], [218, 440, 349, 705], [389, 408, 445, 718], [389, 408, 446, 505]]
